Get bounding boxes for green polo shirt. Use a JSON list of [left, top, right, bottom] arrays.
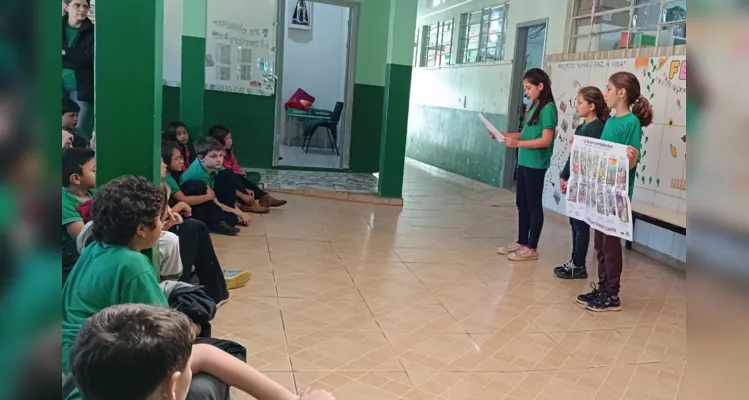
[[180, 161, 221, 188], [62, 187, 95, 247], [600, 113, 642, 199], [62, 242, 167, 375], [518, 102, 557, 169], [165, 172, 181, 194], [63, 25, 79, 91]]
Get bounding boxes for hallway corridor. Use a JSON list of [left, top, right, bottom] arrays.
[[213, 161, 686, 400]]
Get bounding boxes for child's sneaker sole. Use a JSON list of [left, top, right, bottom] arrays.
[[585, 303, 622, 312], [507, 252, 539, 261], [224, 270, 252, 290]]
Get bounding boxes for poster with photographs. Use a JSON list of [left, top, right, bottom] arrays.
[[565, 137, 633, 241]]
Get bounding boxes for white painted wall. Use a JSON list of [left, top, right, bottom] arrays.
[[410, 0, 572, 114], [282, 0, 349, 111]]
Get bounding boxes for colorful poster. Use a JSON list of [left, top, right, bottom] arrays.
[[565, 137, 633, 241]]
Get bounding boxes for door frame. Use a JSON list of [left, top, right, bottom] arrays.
[[501, 18, 549, 189], [273, 0, 360, 169]]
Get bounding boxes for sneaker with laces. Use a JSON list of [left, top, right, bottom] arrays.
[[497, 242, 523, 255], [585, 292, 622, 312], [576, 282, 601, 305], [554, 261, 572, 274], [555, 263, 588, 280], [507, 247, 539, 261]]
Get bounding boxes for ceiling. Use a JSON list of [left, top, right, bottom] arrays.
[[417, 0, 473, 18]]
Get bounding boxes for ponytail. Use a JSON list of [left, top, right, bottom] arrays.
[[608, 72, 654, 127], [578, 86, 610, 122]]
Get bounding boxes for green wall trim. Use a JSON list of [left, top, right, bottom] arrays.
[[162, 86, 181, 127], [182, 0, 207, 38], [378, 64, 412, 198], [349, 83, 385, 173], [180, 36, 206, 136], [406, 105, 508, 187], [203, 90, 276, 168], [95, 0, 164, 185]]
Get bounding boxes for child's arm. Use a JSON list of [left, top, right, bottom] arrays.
[[171, 201, 192, 216], [507, 129, 554, 149], [190, 344, 300, 400], [172, 189, 213, 206], [65, 221, 86, 241]]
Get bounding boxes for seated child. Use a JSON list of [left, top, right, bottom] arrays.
[[62, 147, 96, 285], [62, 130, 73, 148], [180, 137, 252, 227], [162, 141, 237, 236], [68, 304, 335, 400], [209, 125, 287, 210], [163, 121, 196, 171], [62, 97, 87, 148]]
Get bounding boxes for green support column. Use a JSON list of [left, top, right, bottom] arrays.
[[95, 0, 164, 185], [181, 0, 207, 136], [378, 0, 417, 199]]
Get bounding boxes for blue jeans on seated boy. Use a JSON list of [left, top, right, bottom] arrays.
[[180, 180, 238, 227]]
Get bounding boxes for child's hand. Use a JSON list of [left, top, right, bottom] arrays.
[[505, 137, 520, 148], [238, 212, 252, 225], [488, 130, 497, 140], [180, 203, 192, 217], [206, 187, 215, 199], [248, 190, 255, 199], [560, 179, 567, 194], [298, 387, 335, 400], [164, 211, 183, 230], [626, 146, 639, 170]]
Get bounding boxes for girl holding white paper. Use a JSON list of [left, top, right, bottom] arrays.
[[494, 68, 557, 262]]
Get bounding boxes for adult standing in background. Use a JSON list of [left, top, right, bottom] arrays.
[[62, 0, 95, 143]]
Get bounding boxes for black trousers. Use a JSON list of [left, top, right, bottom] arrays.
[[516, 166, 547, 249], [236, 174, 266, 198], [170, 218, 229, 303], [569, 217, 591, 266], [181, 178, 238, 227]]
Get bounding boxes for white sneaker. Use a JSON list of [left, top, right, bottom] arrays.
[[497, 242, 523, 255]]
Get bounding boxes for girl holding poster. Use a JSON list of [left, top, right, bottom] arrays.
[[557, 86, 607, 280], [494, 68, 556, 262], [577, 72, 652, 313]]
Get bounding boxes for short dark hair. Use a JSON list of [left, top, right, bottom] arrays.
[[208, 124, 230, 139], [62, 147, 95, 187], [90, 175, 164, 246], [194, 137, 224, 158], [70, 304, 194, 400], [63, 97, 80, 115]]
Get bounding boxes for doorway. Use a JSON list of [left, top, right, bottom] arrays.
[[502, 20, 548, 189], [274, 0, 358, 169]]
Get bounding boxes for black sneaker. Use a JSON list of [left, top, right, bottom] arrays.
[[555, 263, 589, 280], [585, 293, 622, 312], [210, 221, 239, 236], [576, 282, 601, 305], [554, 261, 572, 274]]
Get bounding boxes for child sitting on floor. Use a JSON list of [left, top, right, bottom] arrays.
[[62, 147, 96, 285], [67, 304, 335, 400], [180, 138, 252, 227], [209, 124, 287, 210], [62, 97, 87, 148], [163, 121, 196, 170]]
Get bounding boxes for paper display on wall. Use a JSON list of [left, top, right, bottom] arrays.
[[205, 0, 278, 96], [565, 137, 633, 241]]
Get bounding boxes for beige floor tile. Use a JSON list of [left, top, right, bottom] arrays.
[[384, 331, 482, 372], [467, 332, 582, 371], [600, 363, 681, 400], [286, 329, 403, 371], [231, 372, 296, 399], [294, 371, 422, 400], [356, 278, 438, 304], [212, 296, 284, 331], [267, 237, 339, 257], [211, 235, 269, 252], [227, 272, 277, 297], [221, 328, 292, 371], [409, 371, 530, 400], [280, 298, 379, 331], [406, 262, 485, 282], [392, 248, 465, 264], [344, 260, 420, 282], [275, 272, 362, 301], [426, 281, 508, 309], [528, 303, 610, 333], [368, 302, 465, 333], [265, 226, 329, 241], [216, 249, 272, 273], [445, 305, 542, 335], [549, 329, 632, 368]]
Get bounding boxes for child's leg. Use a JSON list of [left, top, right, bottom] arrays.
[[569, 218, 578, 261], [594, 230, 607, 288], [525, 167, 547, 250], [214, 170, 241, 225], [602, 233, 623, 297], [188, 373, 230, 400], [181, 180, 233, 229], [172, 219, 229, 303], [515, 166, 531, 246], [571, 219, 591, 267]]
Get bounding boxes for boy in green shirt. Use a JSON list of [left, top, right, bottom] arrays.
[[181, 137, 251, 227], [62, 147, 96, 284]]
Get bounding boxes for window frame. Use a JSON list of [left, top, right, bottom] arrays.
[[568, 0, 687, 53], [457, 3, 510, 64], [418, 19, 454, 68]]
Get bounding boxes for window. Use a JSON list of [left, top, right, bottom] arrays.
[[458, 3, 510, 64], [413, 27, 420, 67], [419, 20, 453, 67], [569, 0, 686, 52]]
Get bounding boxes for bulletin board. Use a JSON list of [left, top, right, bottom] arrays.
[[205, 0, 279, 96]]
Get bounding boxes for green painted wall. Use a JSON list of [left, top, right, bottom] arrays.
[[180, 36, 205, 135], [162, 86, 181, 127], [378, 63, 412, 197], [406, 106, 508, 187], [349, 84, 385, 172]]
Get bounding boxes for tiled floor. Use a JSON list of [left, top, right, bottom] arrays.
[[215, 163, 686, 400], [278, 145, 341, 168], [252, 168, 378, 194]]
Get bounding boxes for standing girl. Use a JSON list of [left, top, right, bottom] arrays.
[[556, 86, 608, 279], [496, 68, 557, 261], [577, 71, 652, 312], [62, 0, 95, 141]]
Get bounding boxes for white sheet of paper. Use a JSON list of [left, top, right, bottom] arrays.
[[479, 113, 506, 141]]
